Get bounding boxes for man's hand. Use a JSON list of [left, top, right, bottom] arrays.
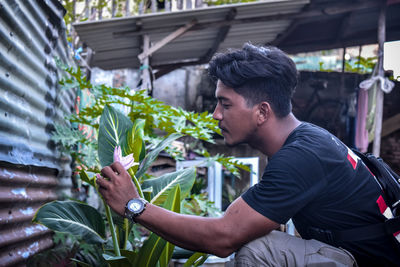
[[96, 162, 139, 216]]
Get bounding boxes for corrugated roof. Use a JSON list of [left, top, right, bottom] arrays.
[[73, 0, 309, 70], [73, 0, 400, 74]]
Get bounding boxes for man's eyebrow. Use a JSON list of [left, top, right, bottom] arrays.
[[216, 96, 230, 101]]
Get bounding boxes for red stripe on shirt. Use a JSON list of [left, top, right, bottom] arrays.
[[376, 195, 388, 214], [347, 153, 357, 169]]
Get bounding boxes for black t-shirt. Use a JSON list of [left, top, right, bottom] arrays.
[[242, 122, 400, 266]]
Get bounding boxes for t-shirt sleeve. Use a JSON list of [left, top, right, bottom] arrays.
[[242, 145, 327, 224]]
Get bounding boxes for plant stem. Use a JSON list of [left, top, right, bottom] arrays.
[[103, 199, 121, 257], [128, 169, 144, 198], [95, 182, 121, 257], [123, 218, 129, 249]]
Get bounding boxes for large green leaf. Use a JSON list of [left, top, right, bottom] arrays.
[[103, 254, 131, 267], [135, 133, 182, 178], [159, 242, 174, 267], [98, 105, 133, 167], [121, 119, 145, 174], [135, 185, 181, 267], [120, 250, 138, 265], [142, 167, 196, 206], [103, 249, 137, 267], [32, 200, 106, 244]]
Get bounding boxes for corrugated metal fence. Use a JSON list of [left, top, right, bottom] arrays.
[[0, 0, 75, 265]]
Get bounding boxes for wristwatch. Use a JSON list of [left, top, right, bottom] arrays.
[[125, 198, 148, 223]]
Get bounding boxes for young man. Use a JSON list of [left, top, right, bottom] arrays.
[[96, 43, 400, 266]]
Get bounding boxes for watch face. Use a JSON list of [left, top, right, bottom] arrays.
[[127, 199, 144, 213], [129, 201, 142, 212]]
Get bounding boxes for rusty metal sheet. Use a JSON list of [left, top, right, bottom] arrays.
[[0, 0, 75, 266]]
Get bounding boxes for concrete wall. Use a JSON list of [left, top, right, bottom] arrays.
[[153, 66, 205, 110]]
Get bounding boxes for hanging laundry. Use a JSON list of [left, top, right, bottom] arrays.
[[355, 87, 369, 152], [355, 74, 395, 152]]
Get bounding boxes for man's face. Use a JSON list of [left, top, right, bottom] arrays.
[[212, 80, 258, 146]]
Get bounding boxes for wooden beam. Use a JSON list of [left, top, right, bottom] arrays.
[[139, 35, 152, 92], [154, 59, 206, 79], [372, 1, 387, 157], [336, 12, 353, 42], [277, 30, 380, 54], [137, 19, 197, 62], [201, 8, 237, 62], [382, 114, 400, 138], [272, 19, 302, 47]]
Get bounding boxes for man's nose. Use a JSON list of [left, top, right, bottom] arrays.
[[212, 104, 222, 121]]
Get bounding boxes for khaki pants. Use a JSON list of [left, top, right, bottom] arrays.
[[234, 230, 357, 267]]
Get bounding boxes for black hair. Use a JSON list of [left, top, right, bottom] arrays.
[[208, 43, 298, 118]]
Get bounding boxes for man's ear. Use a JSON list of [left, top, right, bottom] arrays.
[[256, 102, 271, 125]]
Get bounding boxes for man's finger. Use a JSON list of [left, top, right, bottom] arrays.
[[101, 166, 116, 179], [96, 174, 110, 189], [111, 161, 126, 175]]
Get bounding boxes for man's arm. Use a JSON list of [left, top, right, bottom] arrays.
[[97, 162, 279, 258]]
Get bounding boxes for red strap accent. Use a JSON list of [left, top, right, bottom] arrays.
[[347, 153, 357, 169], [376, 195, 388, 214], [394, 231, 400, 237]]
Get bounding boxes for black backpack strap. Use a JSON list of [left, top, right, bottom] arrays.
[[307, 217, 400, 245]]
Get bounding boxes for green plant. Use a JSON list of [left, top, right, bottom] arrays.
[[345, 56, 377, 74], [33, 104, 198, 266]]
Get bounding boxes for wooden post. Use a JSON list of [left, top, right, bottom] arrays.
[[195, 0, 203, 8], [340, 47, 346, 100], [139, 1, 144, 14], [165, 0, 171, 11], [125, 0, 130, 16], [98, 1, 103, 20], [140, 35, 152, 92], [372, 2, 387, 156], [186, 0, 192, 9], [177, 0, 183, 10], [151, 0, 157, 12], [138, 20, 197, 62], [72, 0, 76, 23], [341, 47, 346, 72], [112, 0, 117, 17], [85, 0, 90, 19]]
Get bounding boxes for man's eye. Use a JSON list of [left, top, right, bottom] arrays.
[[222, 104, 230, 109]]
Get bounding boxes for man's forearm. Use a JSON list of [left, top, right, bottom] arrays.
[[96, 166, 277, 258], [135, 203, 235, 257]]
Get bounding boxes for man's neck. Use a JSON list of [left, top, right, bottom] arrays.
[[250, 113, 301, 157]]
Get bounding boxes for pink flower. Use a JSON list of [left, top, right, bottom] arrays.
[[113, 146, 138, 170]]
